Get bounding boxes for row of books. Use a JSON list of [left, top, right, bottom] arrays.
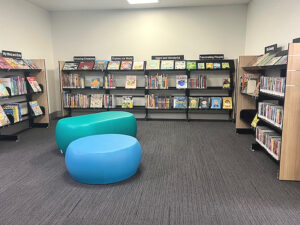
[[145, 74, 168, 89], [0, 76, 42, 97], [189, 75, 207, 89], [251, 52, 288, 67], [0, 57, 39, 70], [104, 74, 116, 89], [258, 102, 283, 127], [256, 126, 281, 159], [260, 76, 285, 95], [241, 72, 261, 95], [63, 93, 89, 108], [61, 74, 85, 89], [63, 60, 231, 71]]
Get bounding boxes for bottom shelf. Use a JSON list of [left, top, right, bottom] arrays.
[[255, 138, 280, 161]]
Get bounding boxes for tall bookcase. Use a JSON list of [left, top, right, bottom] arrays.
[[0, 59, 49, 141], [59, 59, 236, 121], [236, 43, 300, 181]]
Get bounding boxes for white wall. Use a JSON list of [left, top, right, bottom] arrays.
[[245, 0, 300, 55], [0, 0, 56, 112]]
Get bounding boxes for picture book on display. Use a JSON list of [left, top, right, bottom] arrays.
[[211, 97, 222, 109], [122, 96, 133, 108], [221, 62, 230, 69], [125, 76, 137, 89], [120, 61, 133, 70], [132, 61, 144, 70], [3, 103, 22, 122], [265, 56, 282, 66], [27, 77, 42, 92], [146, 60, 160, 70], [93, 60, 108, 70], [63, 62, 79, 70], [175, 61, 186, 70], [4, 58, 19, 69], [0, 105, 10, 127], [176, 75, 188, 89], [197, 62, 205, 70], [90, 78, 101, 89], [0, 82, 9, 97], [222, 97, 232, 109], [186, 61, 196, 70], [107, 61, 120, 70], [0, 57, 12, 70], [199, 97, 210, 109], [275, 55, 288, 65], [90, 94, 103, 108], [173, 96, 187, 109], [213, 62, 221, 69], [252, 53, 270, 66], [189, 97, 199, 109], [15, 59, 30, 69], [160, 60, 174, 70], [29, 101, 43, 116], [23, 59, 39, 69], [223, 77, 231, 89], [206, 63, 214, 69], [78, 61, 94, 70]]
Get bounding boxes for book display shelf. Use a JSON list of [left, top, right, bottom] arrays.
[[236, 43, 300, 181], [0, 59, 50, 141], [59, 59, 236, 121]]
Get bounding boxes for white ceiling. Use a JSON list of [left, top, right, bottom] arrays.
[[25, 0, 251, 11]]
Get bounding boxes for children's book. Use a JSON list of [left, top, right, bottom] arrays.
[[23, 59, 39, 69], [222, 97, 232, 109], [189, 97, 199, 109], [173, 96, 187, 109], [265, 56, 282, 66], [221, 62, 230, 69], [275, 55, 288, 65], [186, 61, 197, 70], [63, 62, 79, 70], [160, 60, 174, 70], [90, 94, 103, 108], [0, 82, 9, 97], [175, 61, 186, 70], [0, 105, 10, 127], [213, 62, 221, 69], [199, 97, 210, 109], [4, 58, 19, 69], [223, 77, 231, 88], [176, 75, 188, 89], [0, 57, 12, 70], [197, 62, 205, 69], [78, 61, 94, 70], [122, 96, 133, 108], [120, 61, 133, 70], [90, 78, 101, 89], [15, 59, 30, 69], [107, 61, 120, 70], [206, 62, 214, 69], [125, 75, 137, 89], [3, 103, 22, 122], [29, 101, 43, 116], [132, 61, 144, 70], [146, 60, 160, 70], [93, 60, 108, 70], [27, 77, 42, 92], [211, 97, 222, 109]]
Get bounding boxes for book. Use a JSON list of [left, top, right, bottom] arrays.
[[197, 62, 205, 69], [213, 62, 221, 69], [132, 61, 144, 70], [107, 61, 120, 70], [104, 74, 116, 88], [78, 61, 94, 70], [160, 60, 174, 70], [241, 73, 261, 94], [186, 61, 197, 70], [0, 82, 9, 97], [189, 97, 199, 109], [223, 77, 231, 88], [62, 74, 85, 88], [103, 94, 116, 108], [222, 97, 232, 109], [260, 76, 285, 95], [275, 55, 288, 65], [0, 105, 10, 127], [90, 78, 101, 89], [173, 96, 187, 109], [64, 92, 89, 108], [247, 80, 257, 94], [175, 61, 186, 70], [199, 97, 210, 109], [125, 75, 137, 89], [252, 53, 270, 66], [211, 97, 222, 109], [120, 61, 133, 70], [145, 95, 171, 109], [258, 53, 277, 66], [0, 57, 12, 70], [93, 60, 108, 70], [121, 96, 133, 108], [29, 101, 43, 116], [146, 60, 160, 70], [176, 75, 188, 89], [222, 62, 230, 69], [63, 62, 79, 70], [206, 62, 214, 69], [189, 75, 206, 89], [0, 76, 27, 96], [23, 59, 39, 69], [90, 94, 103, 108], [3, 103, 21, 122], [265, 56, 282, 66], [15, 59, 30, 69], [4, 58, 19, 69], [27, 77, 42, 92], [251, 114, 259, 128], [145, 74, 168, 89], [258, 102, 283, 127]]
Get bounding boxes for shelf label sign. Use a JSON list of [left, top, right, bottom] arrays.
[[293, 37, 300, 43], [199, 54, 224, 60], [73, 56, 96, 61], [152, 55, 184, 60], [2, 50, 22, 59], [264, 44, 277, 54], [111, 56, 134, 61]]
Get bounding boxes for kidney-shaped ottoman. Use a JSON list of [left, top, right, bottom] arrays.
[[65, 134, 142, 184], [56, 111, 137, 154]]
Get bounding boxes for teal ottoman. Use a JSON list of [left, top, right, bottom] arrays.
[[56, 111, 137, 154]]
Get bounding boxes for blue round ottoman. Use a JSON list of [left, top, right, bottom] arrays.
[[65, 134, 142, 184]]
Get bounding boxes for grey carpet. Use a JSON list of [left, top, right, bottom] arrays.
[[0, 120, 300, 225]]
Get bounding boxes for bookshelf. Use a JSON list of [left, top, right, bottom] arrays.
[[236, 43, 300, 181], [0, 59, 49, 141], [59, 59, 236, 121]]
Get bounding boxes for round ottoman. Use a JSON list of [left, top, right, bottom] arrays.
[[65, 134, 142, 184]]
